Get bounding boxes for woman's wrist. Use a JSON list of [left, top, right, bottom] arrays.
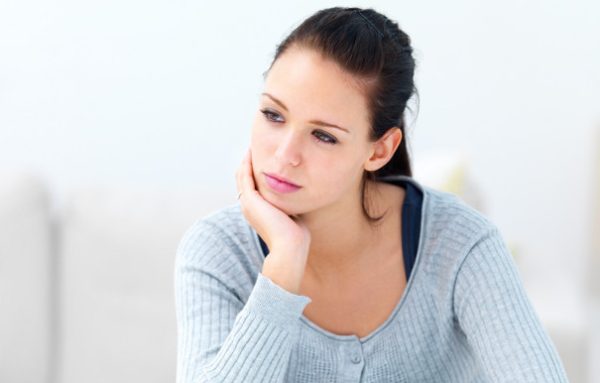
[[262, 247, 309, 295]]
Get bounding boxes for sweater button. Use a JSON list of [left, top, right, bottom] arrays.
[[350, 353, 361, 364]]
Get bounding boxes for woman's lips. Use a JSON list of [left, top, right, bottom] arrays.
[[264, 173, 302, 193], [265, 172, 300, 186]]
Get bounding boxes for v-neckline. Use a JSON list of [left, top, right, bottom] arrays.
[[251, 175, 428, 343]]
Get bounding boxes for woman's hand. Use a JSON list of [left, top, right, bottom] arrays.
[[235, 148, 311, 294]]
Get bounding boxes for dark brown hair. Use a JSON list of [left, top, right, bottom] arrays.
[[264, 7, 418, 224]]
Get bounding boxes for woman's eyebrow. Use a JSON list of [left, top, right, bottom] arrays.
[[261, 92, 350, 133]]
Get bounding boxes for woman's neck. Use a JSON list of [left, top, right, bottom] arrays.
[[299, 181, 405, 285]]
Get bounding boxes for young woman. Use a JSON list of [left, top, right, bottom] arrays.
[[175, 7, 569, 382]]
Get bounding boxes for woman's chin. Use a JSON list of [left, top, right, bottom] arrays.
[[259, 188, 300, 216]]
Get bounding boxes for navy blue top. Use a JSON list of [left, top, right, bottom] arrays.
[[257, 178, 423, 281]]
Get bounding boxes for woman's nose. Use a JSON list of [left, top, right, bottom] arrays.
[[274, 130, 301, 167]]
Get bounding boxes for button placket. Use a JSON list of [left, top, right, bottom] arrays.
[[350, 339, 364, 363], [350, 352, 362, 364], [339, 338, 365, 382]]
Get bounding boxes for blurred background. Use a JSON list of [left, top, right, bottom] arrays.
[[1, 0, 598, 382]]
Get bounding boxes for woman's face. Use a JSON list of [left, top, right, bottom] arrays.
[[250, 46, 375, 216]]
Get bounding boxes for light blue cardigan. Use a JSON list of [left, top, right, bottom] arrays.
[[174, 176, 569, 382]]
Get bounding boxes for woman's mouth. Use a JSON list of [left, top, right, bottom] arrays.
[[264, 173, 302, 193]]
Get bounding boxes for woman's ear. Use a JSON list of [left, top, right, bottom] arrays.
[[364, 127, 403, 172]]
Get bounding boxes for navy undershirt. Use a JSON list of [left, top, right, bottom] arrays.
[[257, 178, 423, 281]]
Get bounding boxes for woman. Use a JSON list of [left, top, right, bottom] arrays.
[[175, 7, 569, 382]]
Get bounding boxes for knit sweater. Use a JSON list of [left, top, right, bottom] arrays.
[[174, 175, 569, 382]]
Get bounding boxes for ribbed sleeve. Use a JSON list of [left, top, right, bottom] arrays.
[[174, 221, 312, 383], [453, 226, 569, 382]]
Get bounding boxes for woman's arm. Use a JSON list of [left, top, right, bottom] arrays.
[[453, 226, 570, 382], [174, 221, 311, 383]]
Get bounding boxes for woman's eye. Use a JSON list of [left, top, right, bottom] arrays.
[[260, 109, 337, 145], [260, 109, 283, 123], [313, 131, 337, 145]]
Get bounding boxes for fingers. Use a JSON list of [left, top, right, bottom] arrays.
[[236, 148, 254, 200], [245, 149, 256, 190], [235, 156, 241, 196], [236, 150, 246, 198]]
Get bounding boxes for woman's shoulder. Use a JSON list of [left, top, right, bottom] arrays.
[[406, 179, 502, 274], [409, 181, 510, 297], [175, 202, 261, 278], [383, 174, 495, 235], [179, 200, 253, 248], [413, 181, 515, 285], [418, 181, 495, 236]]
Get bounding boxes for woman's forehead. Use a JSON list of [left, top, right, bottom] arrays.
[[263, 48, 370, 129]]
